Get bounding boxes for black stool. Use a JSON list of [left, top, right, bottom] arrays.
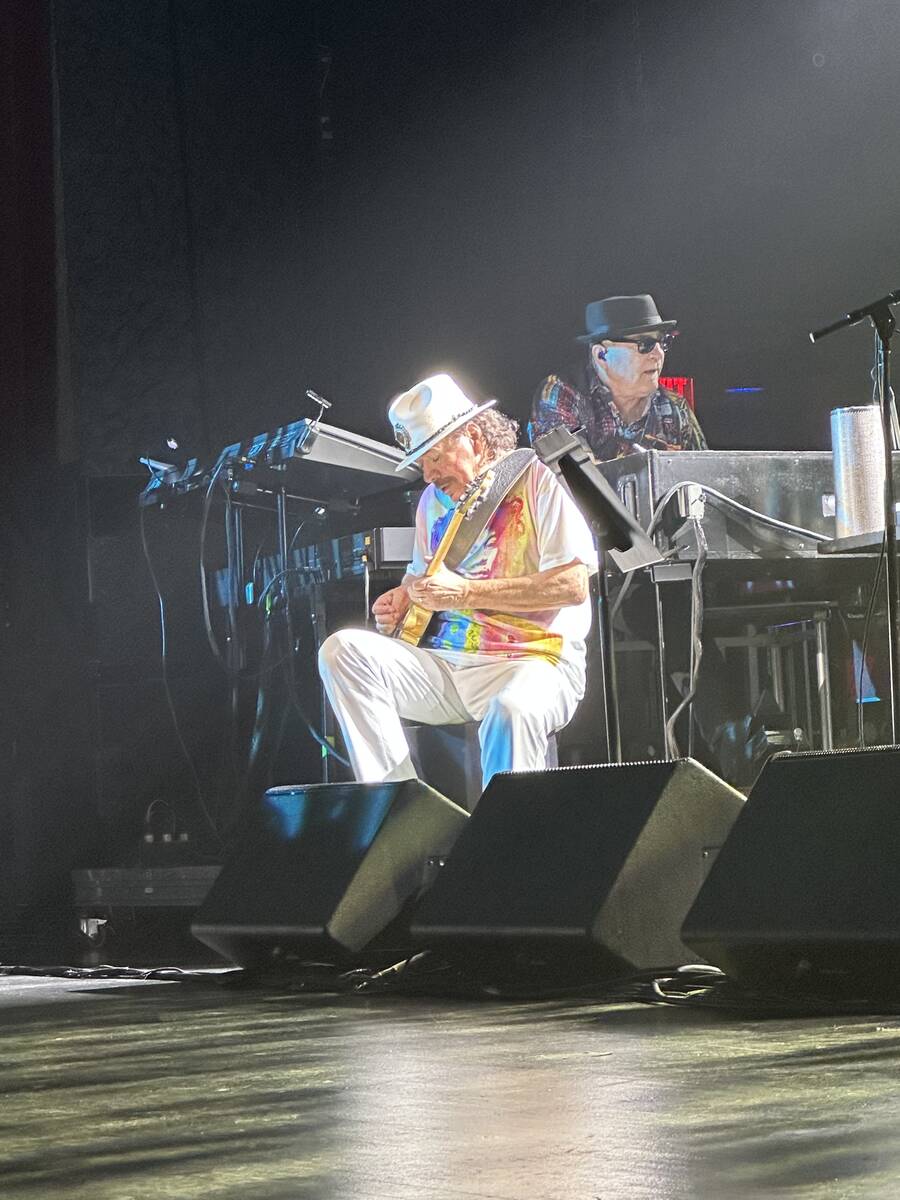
[[405, 723, 558, 812]]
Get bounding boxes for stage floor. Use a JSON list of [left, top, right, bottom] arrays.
[[2, 971, 900, 1199]]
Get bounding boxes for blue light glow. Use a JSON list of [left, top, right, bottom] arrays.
[[265, 789, 310, 840], [853, 641, 880, 704], [262, 784, 395, 852]]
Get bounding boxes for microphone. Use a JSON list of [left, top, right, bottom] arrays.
[[305, 388, 332, 411], [305, 388, 332, 434]]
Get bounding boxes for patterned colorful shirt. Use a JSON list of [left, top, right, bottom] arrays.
[[529, 374, 707, 462], [407, 459, 597, 681]]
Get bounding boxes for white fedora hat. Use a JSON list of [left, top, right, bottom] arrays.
[[388, 374, 495, 471]]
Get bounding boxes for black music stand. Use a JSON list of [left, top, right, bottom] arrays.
[[534, 427, 663, 762]]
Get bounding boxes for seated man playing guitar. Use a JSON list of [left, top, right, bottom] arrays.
[[318, 373, 598, 791]]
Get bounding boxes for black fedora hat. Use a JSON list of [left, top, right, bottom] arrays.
[[576, 294, 677, 344]]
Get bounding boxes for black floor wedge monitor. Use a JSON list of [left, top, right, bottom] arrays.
[[193, 780, 468, 969], [682, 746, 900, 998], [411, 759, 744, 985]]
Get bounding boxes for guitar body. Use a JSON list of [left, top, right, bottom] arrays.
[[390, 472, 492, 648], [393, 601, 436, 646]]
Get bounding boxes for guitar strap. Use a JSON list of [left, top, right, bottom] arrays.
[[443, 448, 536, 571]]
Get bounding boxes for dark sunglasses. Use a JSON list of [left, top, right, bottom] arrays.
[[614, 331, 678, 354]]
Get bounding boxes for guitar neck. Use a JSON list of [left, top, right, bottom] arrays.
[[424, 505, 468, 578], [392, 480, 488, 646]]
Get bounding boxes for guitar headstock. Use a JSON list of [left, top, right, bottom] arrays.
[[458, 468, 493, 519]]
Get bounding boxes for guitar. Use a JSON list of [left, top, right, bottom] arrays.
[[392, 471, 493, 647]]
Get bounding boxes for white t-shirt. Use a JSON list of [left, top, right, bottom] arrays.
[[407, 458, 598, 682]]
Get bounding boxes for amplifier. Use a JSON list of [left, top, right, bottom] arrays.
[[365, 526, 416, 568], [296, 526, 415, 578], [72, 866, 222, 909], [72, 866, 225, 966]]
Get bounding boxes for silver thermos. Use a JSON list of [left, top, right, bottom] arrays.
[[830, 405, 886, 539]]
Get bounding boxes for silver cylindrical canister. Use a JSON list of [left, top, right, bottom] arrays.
[[831, 405, 885, 539]]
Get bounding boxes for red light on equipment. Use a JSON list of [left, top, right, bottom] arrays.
[[660, 375, 695, 410]]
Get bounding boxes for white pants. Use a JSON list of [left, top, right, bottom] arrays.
[[318, 629, 585, 790]]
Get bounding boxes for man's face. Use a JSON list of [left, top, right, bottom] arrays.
[[419, 425, 481, 501], [592, 334, 668, 399]]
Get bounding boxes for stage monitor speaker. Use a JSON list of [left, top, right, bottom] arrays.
[[682, 746, 900, 997], [410, 759, 743, 981], [192, 780, 468, 968]]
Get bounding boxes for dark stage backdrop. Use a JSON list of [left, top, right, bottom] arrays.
[[53, 0, 900, 471], [3, 0, 898, 928]]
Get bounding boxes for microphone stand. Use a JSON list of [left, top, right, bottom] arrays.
[[810, 289, 900, 740]]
